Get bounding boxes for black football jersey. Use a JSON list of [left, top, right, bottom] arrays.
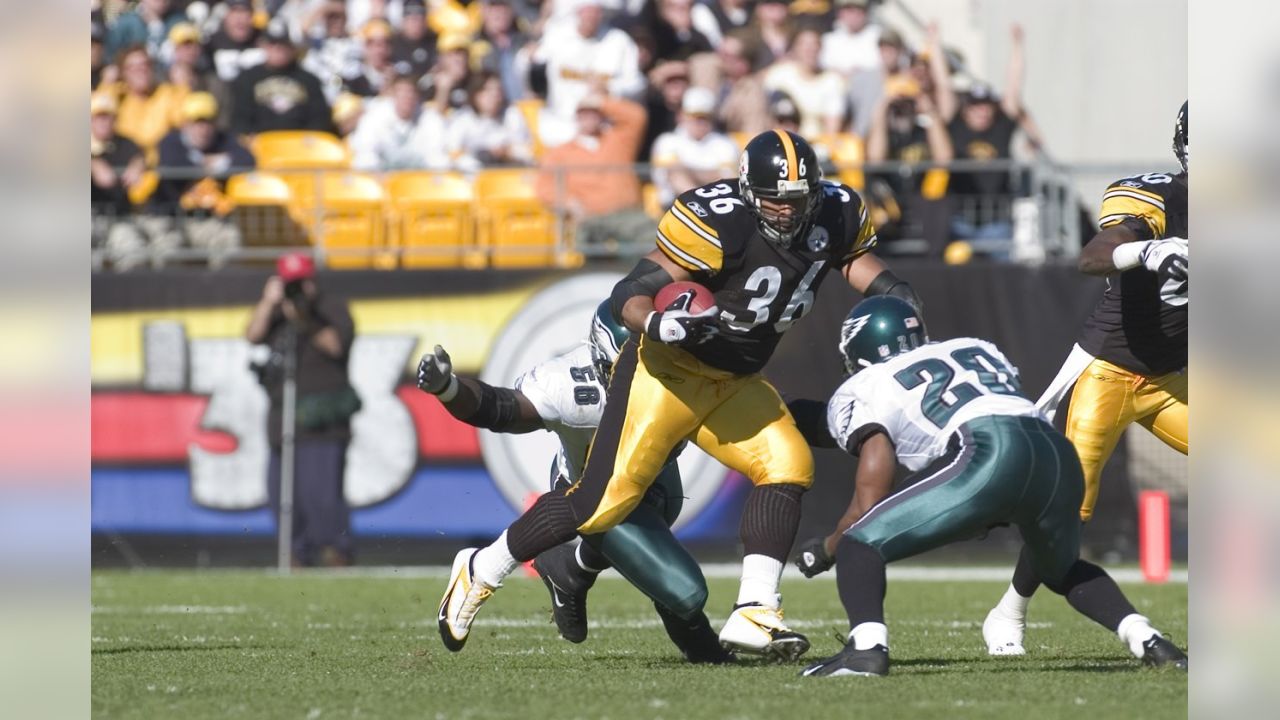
[[656, 178, 878, 374], [1077, 171, 1187, 376]]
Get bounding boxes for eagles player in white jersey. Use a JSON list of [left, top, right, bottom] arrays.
[[416, 301, 730, 663], [792, 297, 1187, 677]]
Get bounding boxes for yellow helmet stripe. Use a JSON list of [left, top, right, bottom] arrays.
[[774, 129, 798, 181]]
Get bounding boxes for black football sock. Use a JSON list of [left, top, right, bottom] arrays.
[[1044, 559, 1138, 632], [835, 536, 887, 629], [506, 488, 579, 562], [739, 483, 805, 560], [1011, 544, 1042, 598]]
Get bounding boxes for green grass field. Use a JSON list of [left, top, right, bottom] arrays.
[[91, 569, 1186, 719]]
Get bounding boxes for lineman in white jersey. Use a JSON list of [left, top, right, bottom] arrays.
[[791, 297, 1187, 677], [417, 301, 730, 663]]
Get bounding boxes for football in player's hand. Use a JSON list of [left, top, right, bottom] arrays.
[[654, 281, 716, 314]]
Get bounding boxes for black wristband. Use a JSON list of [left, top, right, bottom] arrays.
[[864, 269, 903, 297], [611, 258, 674, 324], [865, 269, 923, 314]]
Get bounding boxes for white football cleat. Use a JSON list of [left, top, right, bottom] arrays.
[[982, 607, 1026, 656], [719, 602, 810, 661], [438, 548, 498, 652]]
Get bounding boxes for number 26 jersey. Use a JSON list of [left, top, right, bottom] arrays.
[[656, 178, 878, 375]]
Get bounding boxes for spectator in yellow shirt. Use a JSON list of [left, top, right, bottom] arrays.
[[113, 45, 189, 155]]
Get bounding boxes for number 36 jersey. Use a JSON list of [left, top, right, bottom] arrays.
[[656, 178, 878, 375], [825, 338, 1041, 472]]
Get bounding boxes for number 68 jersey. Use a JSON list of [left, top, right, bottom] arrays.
[[825, 338, 1041, 471], [656, 178, 879, 375]]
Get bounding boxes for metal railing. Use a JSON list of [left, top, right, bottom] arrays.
[[89, 159, 1157, 271]]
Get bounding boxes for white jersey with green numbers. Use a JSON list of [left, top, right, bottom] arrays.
[[513, 345, 607, 483], [826, 338, 1042, 471]]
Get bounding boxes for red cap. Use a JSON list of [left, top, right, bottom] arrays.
[[276, 252, 316, 283]]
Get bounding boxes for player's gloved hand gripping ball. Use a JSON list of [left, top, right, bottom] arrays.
[[794, 536, 836, 578], [646, 281, 719, 348]]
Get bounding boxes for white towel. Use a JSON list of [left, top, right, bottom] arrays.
[[1035, 344, 1097, 423]]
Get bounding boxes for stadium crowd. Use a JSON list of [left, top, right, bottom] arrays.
[[91, 0, 1047, 269]]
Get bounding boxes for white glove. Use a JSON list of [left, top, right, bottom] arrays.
[[1141, 237, 1188, 284], [645, 305, 720, 346]]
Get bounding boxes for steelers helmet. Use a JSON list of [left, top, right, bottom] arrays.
[[588, 300, 629, 382], [739, 130, 823, 248], [838, 296, 928, 375], [1173, 100, 1188, 173]]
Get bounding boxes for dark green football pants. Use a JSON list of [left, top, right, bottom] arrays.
[[845, 415, 1084, 585], [556, 462, 708, 619]]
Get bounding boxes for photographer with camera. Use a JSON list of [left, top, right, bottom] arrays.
[[866, 75, 954, 256], [246, 252, 358, 567]]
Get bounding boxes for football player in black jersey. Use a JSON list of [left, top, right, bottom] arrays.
[[983, 102, 1188, 657], [436, 129, 921, 660]]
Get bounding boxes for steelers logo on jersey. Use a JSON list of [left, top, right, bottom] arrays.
[[807, 226, 830, 252]]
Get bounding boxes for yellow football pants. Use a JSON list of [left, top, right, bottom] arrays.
[[1064, 358, 1188, 522], [571, 336, 814, 535]]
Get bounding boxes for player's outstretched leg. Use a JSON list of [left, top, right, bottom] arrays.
[[719, 484, 811, 661], [1042, 558, 1187, 670], [984, 545, 1040, 655], [801, 538, 890, 677], [439, 488, 579, 651], [438, 544, 504, 651], [531, 542, 602, 643]]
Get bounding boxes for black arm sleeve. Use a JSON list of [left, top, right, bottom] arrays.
[[609, 258, 674, 324], [786, 398, 836, 449], [452, 377, 526, 432], [864, 269, 924, 315]]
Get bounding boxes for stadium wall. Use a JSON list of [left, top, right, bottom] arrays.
[[91, 263, 1176, 566]]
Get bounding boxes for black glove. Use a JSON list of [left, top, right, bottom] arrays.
[[417, 344, 455, 395], [794, 536, 836, 578]]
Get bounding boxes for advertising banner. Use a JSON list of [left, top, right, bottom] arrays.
[[92, 263, 1141, 555]]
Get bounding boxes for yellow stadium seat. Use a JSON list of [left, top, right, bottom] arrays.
[[251, 130, 351, 170], [474, 169, 570, 268], [226, 172, 308, 248], [822, 133, 867, 191], [386, 171, 480, 269], [226, 172, 292, 205], [313, 172, 387, 269]]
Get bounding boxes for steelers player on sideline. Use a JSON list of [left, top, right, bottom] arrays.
[[794, 297, 1187, 676], [983, 102, 1189, 656], [416, 302, 731, 663], [437, 130, 922, 660]]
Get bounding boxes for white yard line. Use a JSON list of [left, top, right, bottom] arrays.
[[91, 605, 249, 615]]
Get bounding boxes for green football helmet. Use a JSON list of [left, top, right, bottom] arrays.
[[588, 300, 630, 382], [838, 296, 928, 375]]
